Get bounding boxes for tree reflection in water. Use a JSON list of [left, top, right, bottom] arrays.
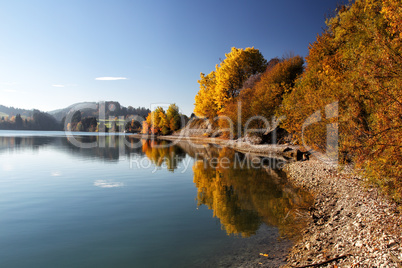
[[140, 139, 187, 171], [1, 134, 314, 239], [191, 147, 314, 238], [140, 141, 314, 238]]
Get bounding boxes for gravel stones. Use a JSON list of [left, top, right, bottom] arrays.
[[282, 159, 402, 268]]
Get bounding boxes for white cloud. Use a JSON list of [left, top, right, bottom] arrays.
[[95, 77, 128, 81], [52, 84, 65, 88], [94, 180, 124, 188], [51, 171, 62, 177]]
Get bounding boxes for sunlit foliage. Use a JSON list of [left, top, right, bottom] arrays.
[[194, 72, 218, 119], [194, 47, 267, 119], [281, 0, 402, 201], [142, 104, 183, 135], [219, 56, 304, 138], [191, 0, 402, 202]]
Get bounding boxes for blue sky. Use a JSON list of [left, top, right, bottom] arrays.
[[0, 0, 346, 116]]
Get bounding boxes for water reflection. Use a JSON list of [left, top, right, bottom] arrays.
[[1, 133, 313, 239], [0, 135, 54, 150], [61, 135, 144, 161], [0, 132, 313, 267], [146, 141, 314, 239], [189, 147, 314, 238], [141, 139, 187, 171], [0, 135, 145, 161]]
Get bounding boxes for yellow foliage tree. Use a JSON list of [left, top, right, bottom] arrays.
[[194, 47, 267, 119], [194, 72, 218, 119], [214, 47, 267, 110], [142, 104, 183, 135]]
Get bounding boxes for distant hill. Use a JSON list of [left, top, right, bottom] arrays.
[[48, 101, 151, 122], [0, 112, 9, 118], [48, 102, 97, 121], [1, 101, 151, 123], [0, 105, 33, 118], [0, 101, 151, 132]]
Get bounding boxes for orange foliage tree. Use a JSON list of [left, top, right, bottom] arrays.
[[281, 0, 402, 201], [219, 56, 304, 138]]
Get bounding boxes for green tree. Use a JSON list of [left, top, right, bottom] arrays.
[[72, 110, 81, 123], [166, 104, 181, 132], [15, 114, 23, 129]]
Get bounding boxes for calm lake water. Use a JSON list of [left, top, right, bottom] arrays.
[[0, 131, 313, 267]]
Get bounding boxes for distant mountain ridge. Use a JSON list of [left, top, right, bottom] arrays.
[[0, 105, 33, 118], [0, 101, 151, 122], [48, 102, 96, 115], [48, 101, 151, 122], [48, 102, 98, 121]]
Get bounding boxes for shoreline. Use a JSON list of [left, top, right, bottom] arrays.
[[282, 158, 402, 267], [129, 133, 299, 159], [130, 134, 402, 267]]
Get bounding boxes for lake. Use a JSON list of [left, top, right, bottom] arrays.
[[0, 131, 313, 267]]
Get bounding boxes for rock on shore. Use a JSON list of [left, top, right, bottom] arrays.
[[282, 159, 402, 268]]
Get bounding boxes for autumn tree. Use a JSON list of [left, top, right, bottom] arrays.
[[251, 55, 304, 127], [214, 47, 267, 109], [142, 104, 184, 135], [158, 110, 169, 135], [194, 71, 218, 119], [219, 56, 304, 138], [281, 0, 402, 201], [194, 47, 267, 119]]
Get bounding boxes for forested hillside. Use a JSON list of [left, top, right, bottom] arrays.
[[0, 102, 151, 132], [192, 0, 402, 202]]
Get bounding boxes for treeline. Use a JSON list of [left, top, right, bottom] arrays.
[[194, 0, 402, 202], [51, 101, 150, 122], [64, 110, 144, 133], [0, 105, 32, 118], [142, 104, 188, 135], [0, 103, 152, 133], [193, 47, 304, 139], [61, 102, 151, 132], [0, 110, 62, 131], [64, 111, 98, 132]]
